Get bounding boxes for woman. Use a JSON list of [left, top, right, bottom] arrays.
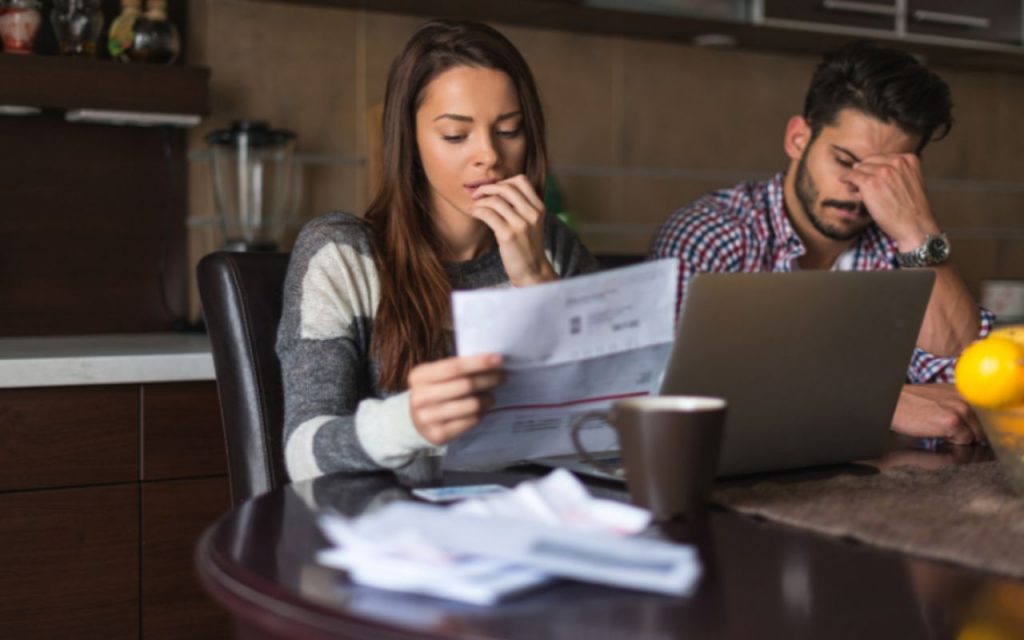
[[277, 20, 597, 481]]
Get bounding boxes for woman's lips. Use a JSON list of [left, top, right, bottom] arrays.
[[465, 179, 499, 196]]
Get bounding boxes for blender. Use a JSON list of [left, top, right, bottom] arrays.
[[206, 120, 298, 252]]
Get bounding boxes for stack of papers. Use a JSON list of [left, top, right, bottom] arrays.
[[317, 470, 702, 606]]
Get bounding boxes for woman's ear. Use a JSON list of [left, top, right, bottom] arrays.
[[784, 116, 812, 161]]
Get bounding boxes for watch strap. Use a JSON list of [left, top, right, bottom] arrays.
[[896, 233, 950, 268]]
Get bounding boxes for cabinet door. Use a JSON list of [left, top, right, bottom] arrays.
[[141, 381, 228, 480], [0, 385, 138, 491], [907, 0, 1021, 46], [0, 485, 139, 639], [141, 477, 231, 640], [762, 0, 897, 31]]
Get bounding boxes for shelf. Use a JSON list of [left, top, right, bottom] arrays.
[[255, 0, 1024, 72], [0, 53, 209, 115]]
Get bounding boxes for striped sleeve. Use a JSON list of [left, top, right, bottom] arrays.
[[276, 214, 438, 481]]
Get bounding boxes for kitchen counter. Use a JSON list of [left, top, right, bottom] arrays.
[[0, 333, 215, 389]]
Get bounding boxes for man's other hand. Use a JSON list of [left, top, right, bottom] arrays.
[[891, 383, 985, 445], [848, 153, 940, 250]]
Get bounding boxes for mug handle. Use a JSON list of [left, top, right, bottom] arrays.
[[569, 411, 620, 476]]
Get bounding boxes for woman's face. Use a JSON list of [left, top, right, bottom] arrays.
[[415, 65, 526, 230]]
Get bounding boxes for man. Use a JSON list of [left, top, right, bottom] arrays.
[[649, 41, 992, 445]]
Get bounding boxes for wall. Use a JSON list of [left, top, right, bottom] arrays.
[[184, 0, 1024, 318]]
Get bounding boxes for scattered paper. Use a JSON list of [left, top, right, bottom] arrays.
[[451, 466, 650, 534], [317, 470, 701, 605]]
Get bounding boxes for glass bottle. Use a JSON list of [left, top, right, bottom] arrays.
[[130, 0, 179, 64], [0, 0, 42, 54], [50, 0, 104, 57], [107, 0, 140, 61]]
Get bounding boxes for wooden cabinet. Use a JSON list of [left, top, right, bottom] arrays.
[[142, 478, 232, 640], [907, 0, 1022, 46], [0, 485, 139, 640], [759, 0, 1022, 47], [0, 381, 230, 639], [762, 0, 896, 31], [142, 382, 227, 480], [263, 0, 1024, 71], [0, 386, 138, 491]]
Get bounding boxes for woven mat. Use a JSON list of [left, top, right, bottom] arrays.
[[712, 461, 1024, 578]]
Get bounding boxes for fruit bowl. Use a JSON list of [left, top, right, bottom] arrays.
[[975, 406, 1024, 495]]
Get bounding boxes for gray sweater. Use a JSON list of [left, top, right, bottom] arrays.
[[277, 212, 598, 481]]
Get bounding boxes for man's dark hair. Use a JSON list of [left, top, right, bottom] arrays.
[[803, 41, 953, 153]]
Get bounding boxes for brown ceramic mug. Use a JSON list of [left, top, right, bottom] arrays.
[[570, 396, 727, 520]]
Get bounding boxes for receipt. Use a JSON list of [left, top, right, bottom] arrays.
[[445, 259, 678, 469], [316, 470, 700, 605]]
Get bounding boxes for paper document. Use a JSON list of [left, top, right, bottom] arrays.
[[446, 259, 678, 469], [317, 470, 700, 605]]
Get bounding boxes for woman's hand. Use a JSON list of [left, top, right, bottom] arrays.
[[470, 174, 557, 287], [408, 353, 505, 445]]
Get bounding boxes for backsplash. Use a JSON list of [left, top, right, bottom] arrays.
[[184, 0, 1024, 319]]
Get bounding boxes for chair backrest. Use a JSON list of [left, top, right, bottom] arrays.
[[197, 251, 291, 505]]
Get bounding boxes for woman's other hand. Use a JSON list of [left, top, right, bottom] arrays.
[[470, 174, 557, 286], [408, 353, 505, 445]]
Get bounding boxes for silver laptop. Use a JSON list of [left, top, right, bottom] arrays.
[[546, 269, 935, 479]]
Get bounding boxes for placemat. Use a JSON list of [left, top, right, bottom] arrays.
[[712, 462, 1024, 578]]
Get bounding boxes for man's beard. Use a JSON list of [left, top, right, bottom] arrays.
[[794, 150, 869, 242]]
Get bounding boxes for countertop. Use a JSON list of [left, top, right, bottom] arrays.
[[0, 333, 215, 389]]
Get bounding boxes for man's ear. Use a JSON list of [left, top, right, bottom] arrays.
[[784, 116, 812, 161]]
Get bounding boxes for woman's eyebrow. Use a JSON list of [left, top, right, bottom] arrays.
[[434, 113, 473, 122], [432, 111, 521, 123]]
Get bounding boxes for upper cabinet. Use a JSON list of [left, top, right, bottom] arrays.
[[261, 0, 1024, 70], [761, 0, 897, 32], [906, 0, 1021, 46], [757, 0, 1022, 47]]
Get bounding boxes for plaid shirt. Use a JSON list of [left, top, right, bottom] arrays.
[[649, 172, 994, 384]]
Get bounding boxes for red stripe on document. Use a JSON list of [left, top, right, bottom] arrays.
[[487, 391, 650, 414]]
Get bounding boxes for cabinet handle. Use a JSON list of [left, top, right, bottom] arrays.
[[910, 10, 990, 29], [820, 0, 897, 17]]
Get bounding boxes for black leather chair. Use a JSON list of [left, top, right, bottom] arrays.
[[198, 251, 291, 506]]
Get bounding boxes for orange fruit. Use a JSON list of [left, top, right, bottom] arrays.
[[991, 325, 1024, 348], [988, 407, 1024, 437], [954, 337, 1024, 409], [957, 621, 1008, 640]]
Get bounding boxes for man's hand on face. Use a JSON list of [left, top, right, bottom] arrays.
[[846, 153, 942, 251], [891, 383, 985, 445]]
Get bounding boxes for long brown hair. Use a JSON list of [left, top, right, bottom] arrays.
[[366, 20, 548, 392]]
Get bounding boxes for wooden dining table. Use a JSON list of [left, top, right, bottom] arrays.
[[196, 440, 1024, 639]]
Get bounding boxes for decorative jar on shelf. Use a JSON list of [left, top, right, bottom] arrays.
[[130, 0, 179, 64], [0, 0, 42, 54], [107, 0, 140, 61], [108, 0, 140, 61], [50, 0, 104, 57]]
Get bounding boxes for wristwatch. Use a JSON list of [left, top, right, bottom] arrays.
[[896, 232, 951, 268]]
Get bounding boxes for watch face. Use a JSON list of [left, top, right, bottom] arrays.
[[928, 236, 950, 262]]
